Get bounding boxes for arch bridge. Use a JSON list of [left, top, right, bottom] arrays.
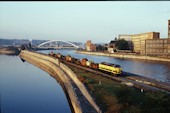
[[37, 40, 79, 49]]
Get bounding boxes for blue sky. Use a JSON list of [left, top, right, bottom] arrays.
[[0, 1, 170, 43]]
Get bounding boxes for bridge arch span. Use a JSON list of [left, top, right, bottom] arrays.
[[37, 40, 78, 48]]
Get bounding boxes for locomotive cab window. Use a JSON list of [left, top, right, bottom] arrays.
[[115, 65, 121, 68]]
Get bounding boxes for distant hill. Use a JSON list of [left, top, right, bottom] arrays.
[[0, 39, 47, 46]]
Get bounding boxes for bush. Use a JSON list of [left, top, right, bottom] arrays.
[[141, 92, 170, 113], [115, 39, 130, 50]]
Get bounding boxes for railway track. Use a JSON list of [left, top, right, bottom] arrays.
[[60, 59, 170, 94]]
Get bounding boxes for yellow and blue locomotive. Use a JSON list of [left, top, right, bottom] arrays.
[[98, 62, 122, 75]]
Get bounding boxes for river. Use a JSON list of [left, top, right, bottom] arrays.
[[39, 50, 170, 83], [0, 55, 71, 113]]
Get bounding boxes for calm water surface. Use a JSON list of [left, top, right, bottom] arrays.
[[39, 50, 170, 83], [0, 55, 71, 113]]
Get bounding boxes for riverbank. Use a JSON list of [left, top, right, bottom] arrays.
[[0, 46, 20, 55], [20, 50, 100, 113], [75, 50, 170, 62]]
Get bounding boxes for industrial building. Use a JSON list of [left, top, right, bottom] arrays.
[[118, 32, 160, 54], [145, 38, 170, 57], [85, 40, 96, 51], [131, 32, 160, 54], [119, 32, 169, 56]]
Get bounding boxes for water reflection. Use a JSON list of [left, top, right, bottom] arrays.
[[39, 50, 170, 83], [0, 55, 71, 113]]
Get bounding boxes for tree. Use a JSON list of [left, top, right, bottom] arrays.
[[96, 45, 106, 51], [115, 39, 129, 50]]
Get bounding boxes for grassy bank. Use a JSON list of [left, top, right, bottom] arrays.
[[66, 64, 170, 113]]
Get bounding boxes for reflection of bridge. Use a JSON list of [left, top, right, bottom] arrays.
[[37, 40, 79, 49]]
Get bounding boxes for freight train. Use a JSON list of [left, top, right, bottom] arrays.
[[48, 52, 122, 75]]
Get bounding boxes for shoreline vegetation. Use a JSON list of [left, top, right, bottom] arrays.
[[0, 46, 20, 55], [66, 64, 170, 113]]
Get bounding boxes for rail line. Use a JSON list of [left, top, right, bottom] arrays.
[[59, 59, 170, 94]]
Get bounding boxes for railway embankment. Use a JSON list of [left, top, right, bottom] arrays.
[[20, 50, 100, 113], [64, 62, 170, 113], [75, 50, 170, 62]]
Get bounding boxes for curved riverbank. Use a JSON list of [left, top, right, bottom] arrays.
[[20, 50, 100, 113], [75, 50, 170, 62]]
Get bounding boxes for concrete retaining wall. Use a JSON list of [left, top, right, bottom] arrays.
[[20, 50, 100, 113], [76, 50, 170, 62], [60, 63, 100, 112], [20, 51, 82, 113]]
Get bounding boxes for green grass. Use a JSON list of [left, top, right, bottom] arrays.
[[67, 65, 170, 113]]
